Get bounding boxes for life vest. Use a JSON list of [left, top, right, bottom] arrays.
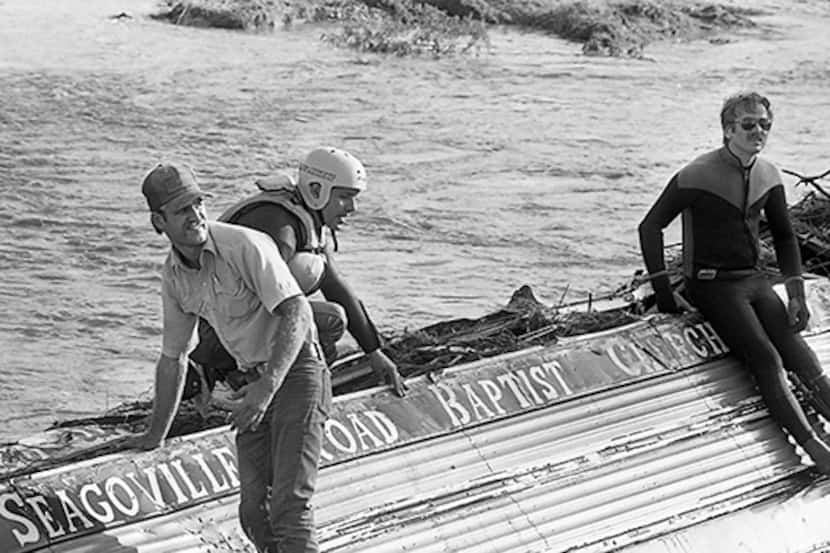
[[219, 177, 330, 294]]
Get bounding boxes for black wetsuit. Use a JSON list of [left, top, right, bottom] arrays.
[[639, 146, 827, 447]]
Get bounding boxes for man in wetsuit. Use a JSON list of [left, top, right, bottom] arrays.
[[191, 147, 407, 397], [638, 91, 830, 473]]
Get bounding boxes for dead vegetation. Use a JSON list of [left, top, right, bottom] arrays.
[[335, 284, 642, 393], [152, 0, 765, 57], [778, 168, 830, 278]]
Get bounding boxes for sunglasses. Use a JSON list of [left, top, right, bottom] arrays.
[[738, 118, 772, 131]]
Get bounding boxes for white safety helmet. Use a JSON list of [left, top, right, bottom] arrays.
[[297, 147, 367, 210]]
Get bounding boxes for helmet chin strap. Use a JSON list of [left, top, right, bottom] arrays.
[[310, 207, 339, 252], [330, 228, 339, 252]]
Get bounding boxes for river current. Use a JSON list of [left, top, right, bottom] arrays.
[[1, 0, 829, 442]]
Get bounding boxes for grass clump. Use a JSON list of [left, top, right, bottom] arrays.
[[155, 0, 764, 58], [158, 0, 281, 30], [319, 0, 491, 57]]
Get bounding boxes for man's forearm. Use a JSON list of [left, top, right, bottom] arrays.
[[262, 296, 314, 390], [146, 354, 189, 442]]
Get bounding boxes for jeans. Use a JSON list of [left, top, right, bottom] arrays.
[[237, 341, 331, 553], [686, 273, 826, 445]]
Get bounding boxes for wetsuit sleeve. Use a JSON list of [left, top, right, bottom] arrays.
[[764, 185, 802, 278], [319, 254, 382, 353], [638, 174, 689, 312]]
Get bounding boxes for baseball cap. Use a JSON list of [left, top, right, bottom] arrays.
[[141, 162, 212, 212]]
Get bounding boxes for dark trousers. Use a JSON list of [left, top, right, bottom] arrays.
[[237, 343, 331, 553], [687, 273, 825, 444]]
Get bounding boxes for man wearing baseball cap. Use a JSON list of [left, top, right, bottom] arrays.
[[135, 162, 330, 553]]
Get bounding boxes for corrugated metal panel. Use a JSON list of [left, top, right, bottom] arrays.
[[45, 330, 830, 553], [313, 361, 798, 553]]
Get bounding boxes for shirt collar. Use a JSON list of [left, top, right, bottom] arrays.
[[167, 222, 217, 272]]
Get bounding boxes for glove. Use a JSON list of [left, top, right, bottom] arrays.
[[785, 276, 810, 332]]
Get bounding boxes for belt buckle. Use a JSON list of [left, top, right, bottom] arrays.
[[697, 268, 717, 280]]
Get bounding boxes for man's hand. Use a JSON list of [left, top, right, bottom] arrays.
[[228, 378, 278, 433], [788, 295, 810, 332], [785, 277, 810, 332], [369, 350, 407, 397]]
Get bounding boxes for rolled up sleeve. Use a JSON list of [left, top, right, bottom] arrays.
[[237, 229, 303, 313]]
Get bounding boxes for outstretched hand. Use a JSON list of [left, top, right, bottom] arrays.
[[369, 349, 408, 397]]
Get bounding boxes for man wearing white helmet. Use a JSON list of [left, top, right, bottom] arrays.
[[189, 147, 407, 397]]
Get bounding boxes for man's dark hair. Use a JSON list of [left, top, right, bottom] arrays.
[[151, 211, 165, 234]]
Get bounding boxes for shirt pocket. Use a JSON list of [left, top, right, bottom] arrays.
[[177, 282, 208, 316], [211, 268, 259, 319]]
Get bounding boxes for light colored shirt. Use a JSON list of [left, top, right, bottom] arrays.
[[160, 221, 306, 368]]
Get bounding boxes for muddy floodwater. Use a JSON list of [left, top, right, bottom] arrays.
[[1, 0, 829, 441]]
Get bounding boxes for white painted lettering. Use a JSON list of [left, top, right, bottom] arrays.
[[325, 419, 358, 453], [607, 342, 640, 376], [529, 366, 560, 401], [541, 361, 573, 395], [496, 373, 532, 407], [126, 468, 165, 510], [347, 413, 385, 450], [105, 477, 140, 516], [212, 447, 241, 488], [363, 410, 399, 444], [192, 453, 232, 494], [630, 340, 666, 373], [430, 384, 470, 427], [683, 326, 709, 357], [171, 459, 210, 500], [515, 370, 544, 405], [80, 483, 115, 523], [319, 445, 334, 462], [55, 490, 94, 532], [478, 379, 507, 415], [665, 331, 687, 359], [463, 383, 496, 420], [157, 464, 190, 505], [25, 495, 65, 538], [0, 493, 40, 546], [698, 322, 728, 355]]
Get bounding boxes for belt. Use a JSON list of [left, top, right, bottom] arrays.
[[690, 267, 759, 281]]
